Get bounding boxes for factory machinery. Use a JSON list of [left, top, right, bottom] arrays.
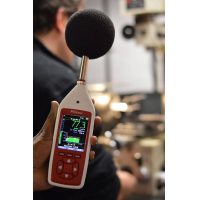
[[88, 0, 165, 198]]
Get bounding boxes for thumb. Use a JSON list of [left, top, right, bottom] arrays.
[[39, 101, 59, 140]]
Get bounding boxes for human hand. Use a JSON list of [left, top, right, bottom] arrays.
[[33, 99, 101, 191]]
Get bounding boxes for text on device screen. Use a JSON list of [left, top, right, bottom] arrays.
[[58, 114, 89, 152]]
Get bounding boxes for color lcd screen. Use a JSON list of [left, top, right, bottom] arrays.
[[57, 114, 89, 152]]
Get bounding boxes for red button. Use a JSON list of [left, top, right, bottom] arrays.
[[72, 162, 79, 177], [74, 154, 81, 158], [62, 158, 75, 164], [57, 161, 63, 174], [58, 152, 65, 156], [63, 163, 73, 173], [67, 153, 73, 157], [59, 173, 74, 180]]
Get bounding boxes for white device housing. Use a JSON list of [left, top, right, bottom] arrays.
[[48, 84, 95, 189]]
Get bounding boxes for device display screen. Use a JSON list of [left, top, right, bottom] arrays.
[[57, 114, 89, 152]]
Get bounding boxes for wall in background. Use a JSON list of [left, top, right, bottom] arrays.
[[76, 0, 156, 94]]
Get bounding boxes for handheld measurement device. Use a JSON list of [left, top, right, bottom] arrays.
[[48, 9, 115, 189]]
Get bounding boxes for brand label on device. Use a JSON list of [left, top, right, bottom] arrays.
[[71, 110, 83, 115]]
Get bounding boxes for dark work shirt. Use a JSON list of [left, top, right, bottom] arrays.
[[33, 37, 120, 200]]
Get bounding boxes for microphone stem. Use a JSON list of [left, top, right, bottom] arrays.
[[77, 56, 89, 85]]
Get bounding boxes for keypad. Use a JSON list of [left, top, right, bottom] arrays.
[[56, 155, 79, 180]]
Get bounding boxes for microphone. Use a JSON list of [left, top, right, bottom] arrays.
[[65, 8, 115, 59]]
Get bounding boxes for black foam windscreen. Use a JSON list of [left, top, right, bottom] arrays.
[[65, 9, 115, 59]]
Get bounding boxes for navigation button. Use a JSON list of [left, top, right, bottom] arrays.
[[63, 163, 73, 173], [65, 174, 68, 178], [72, 162, 79, 177], [57, 161, 63, 174], [59, 173, 73, 180], [62, 158, 75, 164]]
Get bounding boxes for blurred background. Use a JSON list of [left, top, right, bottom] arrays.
[[75, 0, 165, 199]]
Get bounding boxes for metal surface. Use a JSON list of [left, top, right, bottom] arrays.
[[77, 80, 86, 85], [79, 56, 89, 81]]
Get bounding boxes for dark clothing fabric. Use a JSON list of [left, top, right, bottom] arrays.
[[33, 37, 101, 137], [33, 37, 77, 137], [33, 37, 120, 200]]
